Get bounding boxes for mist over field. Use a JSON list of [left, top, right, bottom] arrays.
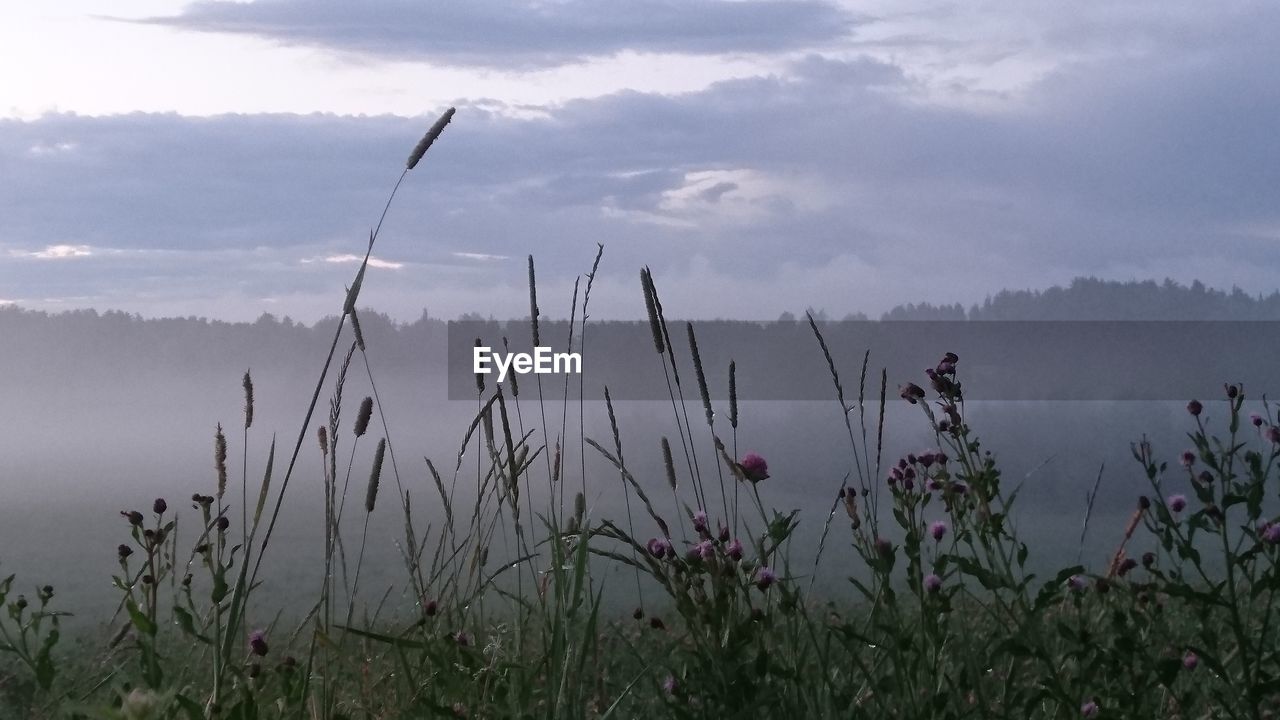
[[4, 278, 1276, 621]]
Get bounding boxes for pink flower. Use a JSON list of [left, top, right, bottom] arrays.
[[249, 630, 268, 656], [929, 521, 947, 542], [923, 574, 942, 593], [1168, 495, 1187, 513], [726, 538, 744, 561], [739, 453, 770, 483], [1180, 451, 1196, 468], [1187, 400, 1203, 417], [1183, 651, 1199, 670], [692, 510, 709, 536], [698, 540, 715, 561], [1263, 523, 1280, 545], [755, 566, 777, 590], [1081, 700, 1099, 718]]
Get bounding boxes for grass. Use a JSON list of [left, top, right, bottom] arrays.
[[5, 111, 1280, 719]]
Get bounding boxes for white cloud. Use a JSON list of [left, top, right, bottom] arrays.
[[310, 253, 404, 270], [452, 252, 509, 262], [13, 244, 95, 259]]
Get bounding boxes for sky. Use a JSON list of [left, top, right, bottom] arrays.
[[2, 0, 1278, 322]]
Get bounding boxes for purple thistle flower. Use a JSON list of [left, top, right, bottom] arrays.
[[1067, 575, 1087, 593], [755, 566, 778, 591], [1252, 413, 1265, 427], [1180, 450, 1196, 468], [929, 521, 947, 542], [692, 510, 709, 536], [647, 537, 664, 557], [1117, 558, 1138, 576], [453, 631, 470, 647], [698, 540, 715, 561], [920, 452, 936, 469], [249, 630, 269, 656], [739, 453, 770, 483], [717, 522, 730, 543], [1187, 399, 1203, 417], [726, 538, 744, 561], [900, 383, 926, 404], [952, 482, 968, 496], [1168, 495, 1187, 513], [1081, 700, 1099, 718], [923, 574, 942, 594], [662, 675, 678, 696], [1183, 651, 1199, 670], [1262, 523, 1280, 545]]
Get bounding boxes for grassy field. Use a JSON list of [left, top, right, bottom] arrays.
[[5, 113, 1280, 719]]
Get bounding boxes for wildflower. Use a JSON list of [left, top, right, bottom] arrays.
[[1187, 400, 1203, 417], [692, 510, 709, 536], [662, 675, 678, 696], [1226, 384, 1239, 399], [1252, 413, 1265, 427], [739, 453, 770, 482], [1183, 651, 1199, 670], [249, 630, 268, 656], [1267, 427, 1280, 445], [717, 522, 730, 543], [923, 574, 942, 594], [1263, 523, 1280, 545], [454, 631, 470, 647], [952, 482, 968, 496], [875, 537, 893, 557], [647, 537, 670, 558], [1138, 495, 1151, 510], [216, 516, 230, 532], [1142, 552, 1156, 568], [121, 510, 143, 526], [1081, 700, 1100, 718], [649, 616, 665, 630], [1168, 495, 1187, 513], [1067, 575, 1087, 593], [1117, 558, 1138, 576], [698, 540, 715, 561], [118, 544, 133, 559], [726, 538, 744, 561], [920, 452, 936, 469], [423, 599, 439, 617], [632, 607, 644, 620], [756, 566, 778, 591], [153, 498, 167, 515], [1180, 451, 1195, 468], [900, 383, 926, 404], [929, 521, 947, 542], [1198, 471, 1213, 484]]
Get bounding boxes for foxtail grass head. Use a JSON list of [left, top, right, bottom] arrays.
[[406, 107, 456, 170], [354, 396, 373, 437], [366, 438, 387, 513]]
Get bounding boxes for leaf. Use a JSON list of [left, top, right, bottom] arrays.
[[125, 598, 157, 637]]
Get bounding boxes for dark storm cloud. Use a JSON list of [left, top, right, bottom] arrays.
[[4, 8, 1280, 320], [134, 0, 858, 69]]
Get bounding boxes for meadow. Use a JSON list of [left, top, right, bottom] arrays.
[[4, 110, 1279, 720]]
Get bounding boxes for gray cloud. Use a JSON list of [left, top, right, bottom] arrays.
[[134, 0, 858, 69], [5, 7, 1280, 321]]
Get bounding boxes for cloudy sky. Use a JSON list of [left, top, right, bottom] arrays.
[[2, 1, 1277, 322]]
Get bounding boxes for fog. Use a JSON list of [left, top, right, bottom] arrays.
[[5, 290, 1264, 628]]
